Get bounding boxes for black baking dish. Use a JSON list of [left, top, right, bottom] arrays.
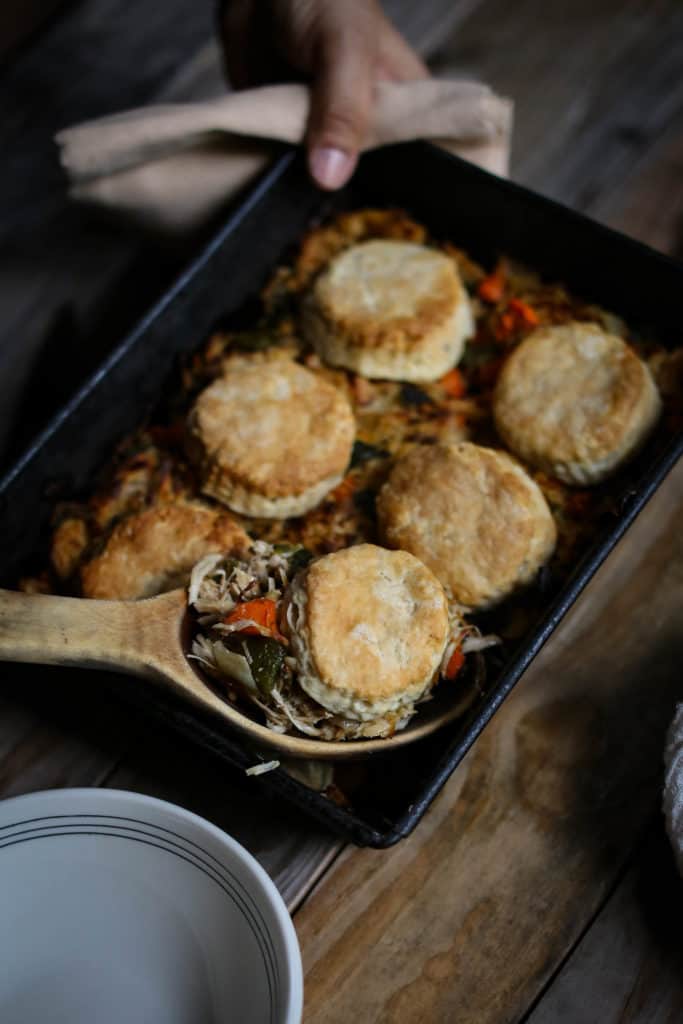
[[1, 143, 682, 847]]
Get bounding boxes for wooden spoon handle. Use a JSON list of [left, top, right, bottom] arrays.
[[0, 588, 143, 674]]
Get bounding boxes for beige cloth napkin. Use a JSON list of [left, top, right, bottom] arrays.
[[663, 704, 683, 876], [56, 80, 513, 233]]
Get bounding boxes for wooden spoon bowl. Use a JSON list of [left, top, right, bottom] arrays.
[[0, 588, 473, 761]]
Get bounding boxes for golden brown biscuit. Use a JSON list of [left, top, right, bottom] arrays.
[[187, 352, 356, 518], [376, 442, 556, 610], [283, 544, 449, 721], [81, 502, 250, 600], [302, 240, 474, 381], [493, 323, 661, 484], [51, 517, 89, 581]]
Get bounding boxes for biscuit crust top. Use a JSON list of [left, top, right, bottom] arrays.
[[377, 443, 556, 609], [188, 353, 355, 499], [309, 240, 467, 355], [81, 502, 250, 600], [293, 544, 449, 708], [493, 323, 661, 483]]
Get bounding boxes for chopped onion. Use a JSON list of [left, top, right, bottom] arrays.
[[214, 618, 265, 636], [462, 634, 500, 653], [245, 760, 280, 777], [188, 552, 224, 606], [212, 641, 257, 693], [282, 760, 333, 790]]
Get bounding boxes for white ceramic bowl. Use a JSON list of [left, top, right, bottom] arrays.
[[0, 788, 303, 1024]]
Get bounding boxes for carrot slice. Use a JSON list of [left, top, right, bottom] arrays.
[[508, 297, 539, 327], [330, 476, 356, 503], [494, 298, 540, 340], [444, 646, 465, 680], [478, 265, 506, 304], [224, 598, 283, 640], [438, 368, 467, 398]]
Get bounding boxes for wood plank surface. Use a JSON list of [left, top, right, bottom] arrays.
[[433, 0, 683, 206], [0, 669, 134, 798], [295, 459, 683, 1024], [0, 0, 214, 462], [526, 826, 683, 1023], [593, 123, 683, 261]]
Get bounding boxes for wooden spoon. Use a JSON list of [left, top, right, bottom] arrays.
[[0, 588, 472, 761]]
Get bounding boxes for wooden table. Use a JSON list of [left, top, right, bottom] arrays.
[[2, 2, 683, 1020]]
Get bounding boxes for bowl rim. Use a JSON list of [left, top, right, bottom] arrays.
[[0, 786, 304, 1024]]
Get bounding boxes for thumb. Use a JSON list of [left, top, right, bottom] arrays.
[[307, 23, 377, 190]]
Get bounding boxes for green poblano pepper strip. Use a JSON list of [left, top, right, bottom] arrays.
[[288, 547, 314, 575], [241, 636, 286, 698]]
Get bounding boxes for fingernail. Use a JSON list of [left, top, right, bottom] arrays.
[[309, 147, 355, 190]]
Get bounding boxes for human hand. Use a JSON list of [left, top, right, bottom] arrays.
[[219, 0, 428, 190]]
